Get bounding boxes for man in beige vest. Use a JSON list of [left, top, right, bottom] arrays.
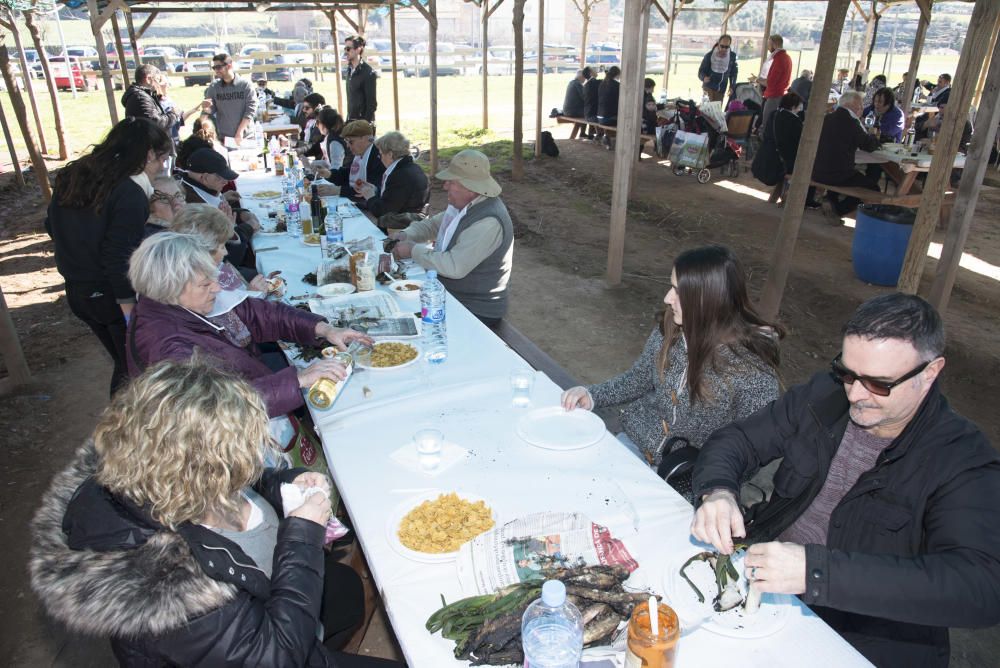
[[390, 149, 514, 327]]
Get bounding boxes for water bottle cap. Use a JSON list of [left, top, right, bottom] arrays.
[[426, 270, 437, 280], [541, 580, 566, 607]]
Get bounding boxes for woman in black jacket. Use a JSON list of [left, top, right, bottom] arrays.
[[44, 118, 172, 396], [30, 359, 401, 668], [597, 66, 621, 126], [356, 131, 429, 221], [758, 92, 820, 209]]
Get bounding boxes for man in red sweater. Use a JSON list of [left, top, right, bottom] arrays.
[[760, 35, 792, 139]]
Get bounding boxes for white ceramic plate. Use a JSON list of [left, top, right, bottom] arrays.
[[662, 549, 792, 638], [388, 279, 423, 297], [385, 490, 495, 563], [302, 235, 322, 246], [317, 283, 356, 298], [249, 190, 282, 200], [355, 340, 421, 371], [515, 406, 606, 450]]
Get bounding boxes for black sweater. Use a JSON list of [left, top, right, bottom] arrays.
[[45, 178, 149, 303], [597, 79, 620, 119], [812, 106, 881, 184]]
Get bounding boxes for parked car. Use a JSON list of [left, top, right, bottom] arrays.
[[183, 48, 217, 86], [237, 43, 268, 71], [21, 48, 46, 79], [367, 38, 406, 71], [406, 42, 460, 77], [49, 56, 98, 91], [283, 42, 313, 70], [66, 46, 100, 70], [545, 43, 579, 72], [144, 46, 184, 72], [475, 47, 514, 76], [585, 43, 621, 66]]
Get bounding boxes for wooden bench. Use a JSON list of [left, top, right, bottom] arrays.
[[555, 115, 657, 157], [769, 176, 935, 209]]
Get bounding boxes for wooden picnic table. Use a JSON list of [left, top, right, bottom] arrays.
[[855, 145, 965, 195]]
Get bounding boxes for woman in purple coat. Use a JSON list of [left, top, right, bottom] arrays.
[[125, 233, 369, 419]]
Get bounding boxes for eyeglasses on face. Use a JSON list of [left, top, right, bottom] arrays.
[[719, 44, 731, 50], [151, 190, 184, 205], [830, 352, 930, 397], [343, 45, 355, 52], [211, 63, 228, 71]]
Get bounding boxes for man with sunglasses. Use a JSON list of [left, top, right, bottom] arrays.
[[204, 54, 258, 146], [343, 35, 377, 122], [698, 34, 738, 103], [691, 293, 1000, 668]]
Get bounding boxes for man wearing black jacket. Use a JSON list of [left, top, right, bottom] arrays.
[[692, 293, 1000, 668], [121, 65, 178, 133], [812, 91, 881, 218], [314, 120, 385, 205], [582, 67, 600, 138], [343, 35, 377, 122]]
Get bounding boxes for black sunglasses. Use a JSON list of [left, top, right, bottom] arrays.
[[830, 353, 930, 397]]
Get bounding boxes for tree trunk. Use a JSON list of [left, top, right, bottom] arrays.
[[512, 0, 526, 180], [8, 9, 47, 155], [0, 34, 52, 201], [24, 11, 70, 160], [579, 4, 590, 68]]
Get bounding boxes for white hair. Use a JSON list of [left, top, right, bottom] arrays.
[[128, 232, 218, 304], [839, 90, 864, 108], [375, 131, 411, 160], [171, 203, 234, 246]]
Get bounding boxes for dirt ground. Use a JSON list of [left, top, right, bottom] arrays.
[[1, 136, 998, 665]]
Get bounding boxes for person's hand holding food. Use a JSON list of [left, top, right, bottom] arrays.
[[315, 182, 339, 196], [691, 488, 745, 555], [292, 471, 331, 496], [560, 386, 594, 411], [287, 488, 332, 526]]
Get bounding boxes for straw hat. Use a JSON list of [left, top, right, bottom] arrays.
[[435, 149, 501, 198]]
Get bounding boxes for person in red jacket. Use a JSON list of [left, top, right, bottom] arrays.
[[760, 35, 792, 139]]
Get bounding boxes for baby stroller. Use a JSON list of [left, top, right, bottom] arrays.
[[665, 99, 742, 184]]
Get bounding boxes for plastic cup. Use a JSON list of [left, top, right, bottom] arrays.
[[414, 428, 443, 471], [510, 369, 534, 408]]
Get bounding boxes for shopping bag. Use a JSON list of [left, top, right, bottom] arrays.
[[668, 130, 710, 169]]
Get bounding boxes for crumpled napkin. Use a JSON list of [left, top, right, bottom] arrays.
[[280, 483, 350, 544]]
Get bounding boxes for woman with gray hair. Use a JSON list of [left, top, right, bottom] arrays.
[[125, 232, 371, 420], [355, 130, 429, 225], [171, 203, 273, 293]]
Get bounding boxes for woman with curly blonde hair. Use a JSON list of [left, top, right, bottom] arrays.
[[30, 359, 402, 667]]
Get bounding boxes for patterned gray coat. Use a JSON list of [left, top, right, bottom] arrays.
[[588, 328, 780, 462]]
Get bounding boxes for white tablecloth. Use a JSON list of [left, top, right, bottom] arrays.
[[856, 146, 966, 172], [240, 170, 872, 668]]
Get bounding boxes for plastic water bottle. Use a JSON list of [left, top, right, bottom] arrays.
[[284, 179, 301, 239], [521, 580, 583, 668], [325, 211, 343, 244], [420, 270, 448, 364]]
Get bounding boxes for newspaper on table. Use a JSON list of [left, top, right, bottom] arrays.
[[457, 512, 639, 595]]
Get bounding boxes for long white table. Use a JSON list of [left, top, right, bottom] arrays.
[[239, 170, 872, 668]]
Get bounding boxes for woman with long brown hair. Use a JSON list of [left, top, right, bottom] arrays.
[[562, 245, 782, 471], [44, 117, 173, 396]]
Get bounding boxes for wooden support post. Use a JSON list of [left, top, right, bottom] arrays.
[[482, 4, 489, 129], [9, 11, 48, 155], [338, 8, 360, 34], [88, 0, 120, 125], [928, 31, 1000, 314], [390, 3, 400, 131], [898, 0, 1000, 294], [326, 11, 344, 114], [24, 10, 69, 160], [0, 33, 50, 200], [534, 0, 544, 158], [901, 8, 929, 118], [412, 0, 439, 173], [428, 0, 439, 174], [135, 11, 158, 40], [0, 96, 25, 188], [606, 0, 650, 286], [125, 9, 142, 67], [512, 0, 526, 180], [760, 0, 774, 74], [662, 0, 677, 93], [0, 285, 31, 391], [111, 11, 130, 88], [972, 15, 1000, 111], [759, 0, 851, 320]]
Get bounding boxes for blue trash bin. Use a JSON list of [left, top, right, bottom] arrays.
[[852, 205, 916, 286]]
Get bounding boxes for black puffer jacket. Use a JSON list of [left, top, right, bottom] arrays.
[[693, 372, 1000, 668], [345, 62, 377, 122], [122, 84, 179, 133], [30, 443, 337, 667]]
